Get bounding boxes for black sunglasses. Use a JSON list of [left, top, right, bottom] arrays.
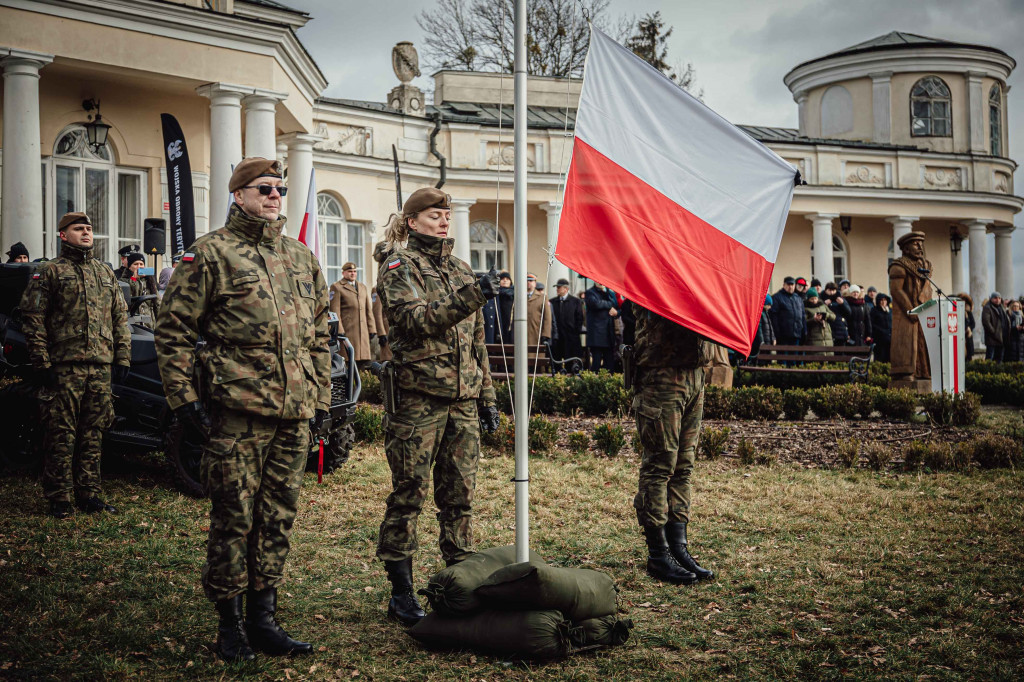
[[242, 184, 288, 197]]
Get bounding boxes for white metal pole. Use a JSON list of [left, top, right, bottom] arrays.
[[513, 0, 530, 563]]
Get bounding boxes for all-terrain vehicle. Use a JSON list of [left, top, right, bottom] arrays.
[[0, 262, 359, 497]]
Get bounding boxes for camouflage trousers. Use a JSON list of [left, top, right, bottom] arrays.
[[377, 392, 480, 563], [201, 409, 309, 602], [632, 366, 706, 528], [41, 363, 114, 503]]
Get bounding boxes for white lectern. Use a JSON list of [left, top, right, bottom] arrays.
[[909, 297, 965, 394]]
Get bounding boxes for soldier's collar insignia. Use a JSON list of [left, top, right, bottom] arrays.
[[182, 252, 195, 262], [387, 259, 402, 270]]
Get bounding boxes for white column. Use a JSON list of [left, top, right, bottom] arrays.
[[992, 226, 1015, 298], [450, 199, 475, 265], [279, 133, 318, 232], [886, 215, 919, 248], [243, 89, 286, 160], [795, 91, 809, 136], [540, 201, 570, 287], [950, 239, 965, 295], [806, 213, 837, 285], [196, 83, 246, 228], [1, 50, 53, 258], [965, 219, 992, 320], [276, 140, 288, 167], [870, 71, 892, 143], [966, 72, 987, 154]]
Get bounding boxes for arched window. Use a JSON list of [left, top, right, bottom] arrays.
[[989, 85, 1002, 156], [469, 220, 507, 272], [820, 85, 853, 137], [809, 235, 848, 283], [318, 193, 364, 284], [910, 76, 952, 137], [47, 125, 145, 263]]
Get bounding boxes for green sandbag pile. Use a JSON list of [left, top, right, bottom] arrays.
[[407, 545, 632, 660]]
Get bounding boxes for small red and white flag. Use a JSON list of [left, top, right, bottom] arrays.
[[297, 167, 321, 263], [557, 28, 798, 355]]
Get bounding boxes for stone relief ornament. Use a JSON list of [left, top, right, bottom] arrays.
[[922, 167, 963, 190], [392, 42, 421, 84], [993, 171, 1010, 194], [313, 122, 373, 156], [487, 143, 535, 168], [844, 164, 883, 186]]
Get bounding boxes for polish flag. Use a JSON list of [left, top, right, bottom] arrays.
[[297, 167, 321, 262], [557, 28, 798, 355]]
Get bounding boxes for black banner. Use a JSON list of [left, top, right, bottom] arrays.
[[160, 114, 195, 255]]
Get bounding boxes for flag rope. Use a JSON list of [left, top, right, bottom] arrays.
[[492, 0, 515, 420]]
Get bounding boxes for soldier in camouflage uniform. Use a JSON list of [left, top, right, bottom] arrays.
[[375, 187, 501, 626], [19, 211, 131, 519], [632, 306, 716, 585], [155, 158, 331, 661]]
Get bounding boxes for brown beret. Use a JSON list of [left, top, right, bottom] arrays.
[[403, 187, 451, 215], [342, 261, 358, 271], [229, 157, 282, 192], [896, 231, 926, 250], [58, 211, 91, 231]]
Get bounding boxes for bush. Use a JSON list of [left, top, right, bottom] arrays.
[[567, 431, 590, 456], [631, 430, 642, 454], [755, 448, 777, 466], [902, 440, 952, 471], [836, 437, 860, 468], [781, 388, 810, 421], [565, 372, 629, 416], [965, 372, 1024, 405], [352, 404, 384, 442], [359, 369, 382, 404], [528, 415, 559, 453], [949, 442, 973, 471], [592, 424, 626, 457], [697, 426, 730, 460], [529, 375, 567, 414], [970, 434, 1022, 469], [873, 388, 918, 421], [920, 392, 981, 426], [863, 442, 893, 471], [966, 360, 1024, 375], [482, 413, 515, 455], [730, 386, 783, 421], [807, 387, 841, 420], [703, 385, 732, 420], [736, 437, 758, 466]]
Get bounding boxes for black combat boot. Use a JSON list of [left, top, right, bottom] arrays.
[[665, 521, 715, 581], [215, 595, 256, 662], [245, 587, 312, 656], [78, 497, 117, 514], [384, 558, 425, 626], [643, 526, 698, 585], [49, 500, 74, 519]]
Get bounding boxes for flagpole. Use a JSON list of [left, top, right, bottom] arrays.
[[512, 0, 530, 564]]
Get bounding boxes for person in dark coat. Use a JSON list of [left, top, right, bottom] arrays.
[[585, 283, 619, 371], [482, 296, 498, 344], [494, 272, 514, 343], [549, 278, 584, 362], [869, 293, 892, 362], [750, 294, 776, 362], [5, 241, 29, 263], [982, 292, 1009, 362], [957, 293, 976, 362], [619, 298, 637, 346], [770, 276, 805, 345], [845, 284, 872, 346], [822, 282, 850, 345], [1007, 300, 1024, 362]]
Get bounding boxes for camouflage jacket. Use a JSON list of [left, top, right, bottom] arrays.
[[120, 273, 157, 321], [633, 306, 713, 373], [377, 231, 495, 405], [20, 242, 131, 369], [155, 203, 331, 420]]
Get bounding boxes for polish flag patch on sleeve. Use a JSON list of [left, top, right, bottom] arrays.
[[182, 252, 196, 263], [32, 273, 41, 279], [387, 259, 402, 271]]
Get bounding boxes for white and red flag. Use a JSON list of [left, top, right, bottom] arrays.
[[557, 28, 797, 355], [297, 167, 321, 262]]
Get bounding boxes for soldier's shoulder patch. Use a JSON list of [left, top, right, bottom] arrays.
[[182, 252, 196, 263], [387, 258, 402, 271], [31, 272, 41, 280]]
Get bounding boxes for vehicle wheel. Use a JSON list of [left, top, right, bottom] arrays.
[[307, 423, 354, 475], [0, 380, 44, 472], [164, 416, 205, 498]]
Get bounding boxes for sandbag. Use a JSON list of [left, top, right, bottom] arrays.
[[476, 562, 618, 621], [419, 545, 545, 616], [407, 609, 570, 660], [570, 615, 633, 649]]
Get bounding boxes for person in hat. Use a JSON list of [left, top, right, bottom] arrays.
[[374, 187, 501, 626], [794, 277, 808, 299], [119, 251, 158, 322], [803, 287, 836, 347], [865, 285, 878, 312], [5, 241, 29, 263], [524, 272, 553, 348], [888, 231, 933, 381], [549, 277, 584, 363], [870, 293, 892, 362], [113, 243, 140, 280], [981, 291, 1010, 362], [156, 157, 331, 661], [845, 284, 872, 347], [770, 276, 806, 347], [19, 211, 131, 519], [330, 261, 377, 368]]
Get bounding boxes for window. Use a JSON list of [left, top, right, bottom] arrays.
[[46, 126, 145, 264], [910, 76, 951, 137], [820, 85, 853, 137], [318, 193, 365, 284], [809, 235, 848, 283], [469, 220, 507, 273], [990, 85, 1002, 156]]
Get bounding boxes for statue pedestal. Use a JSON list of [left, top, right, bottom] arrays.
[[889, 378, 933, 394]]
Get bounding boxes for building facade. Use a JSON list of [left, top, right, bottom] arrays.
[[1, 2, 1019, 317]]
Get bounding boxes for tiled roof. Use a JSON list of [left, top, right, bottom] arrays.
[[797, 31, 1010, 68], [737, 125, 922, 152]]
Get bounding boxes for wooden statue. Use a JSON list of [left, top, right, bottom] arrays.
[[888, 231, 933, 385]]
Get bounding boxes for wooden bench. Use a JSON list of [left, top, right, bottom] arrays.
[[740, 344, 874, 382], [485, 341, 585, 381]]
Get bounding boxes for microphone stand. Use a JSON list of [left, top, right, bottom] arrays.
[[916, 268, 957, 394]]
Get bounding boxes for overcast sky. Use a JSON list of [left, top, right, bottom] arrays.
[[292, 0, 1024, 292]]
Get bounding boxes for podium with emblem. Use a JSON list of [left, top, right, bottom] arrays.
[[908, 297, 965, 394]]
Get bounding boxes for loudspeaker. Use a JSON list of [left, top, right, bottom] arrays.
[[144, 218, 166, 255]]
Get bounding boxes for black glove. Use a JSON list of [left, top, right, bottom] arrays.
[[478, 404, 500, 434], [478, 268, 500, 300], [112, 364, 130, 384], [309, 409, 330, 438], [379, 335, 388, 346], [370, 333, 377, 340], [176, 401, 212, 433], [38, 367, 58, 390], [540, 336, 551, 346]]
